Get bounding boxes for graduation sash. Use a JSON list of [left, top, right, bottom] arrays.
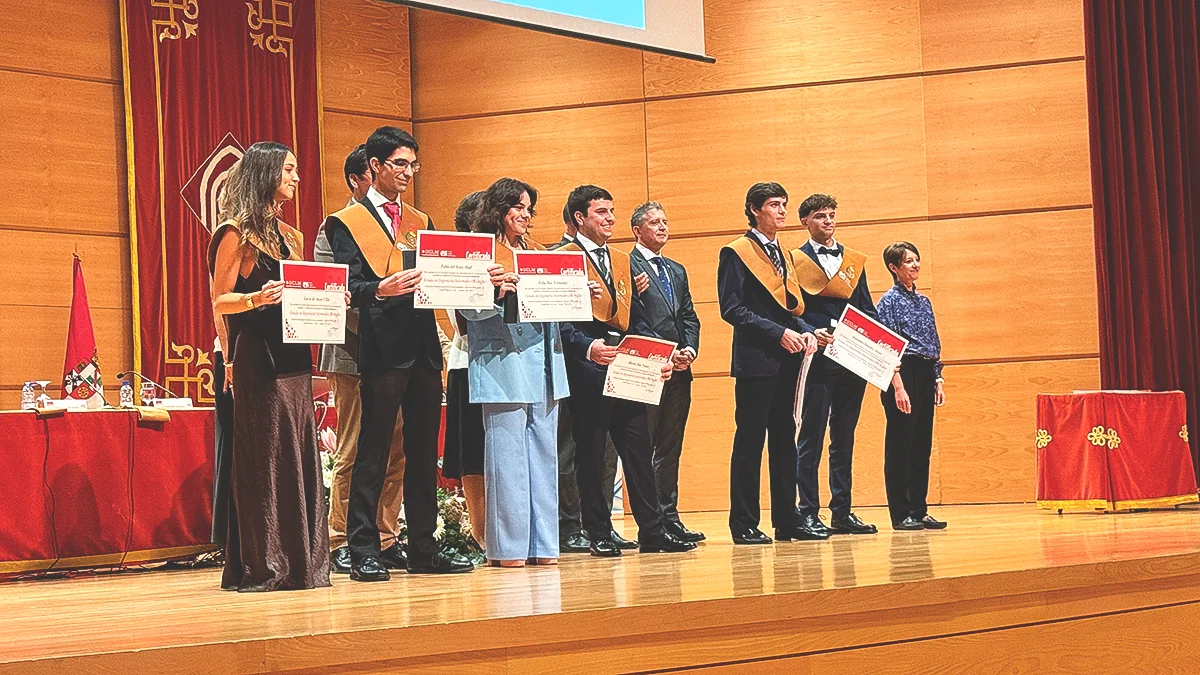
[[330, 201, 430, 278], [790, 245, 868, 300], [723, 235, 805, 317], [560, 240, 631, 331]]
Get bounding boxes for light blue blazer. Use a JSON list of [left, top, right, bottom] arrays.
[[463, 306, 570, 405]]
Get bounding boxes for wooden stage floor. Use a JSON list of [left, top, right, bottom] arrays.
[[4, 504, 1200, 674]]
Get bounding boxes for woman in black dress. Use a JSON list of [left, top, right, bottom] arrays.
[[209, 141, 340, 591]]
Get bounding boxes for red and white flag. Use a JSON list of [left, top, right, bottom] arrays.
[[62, 255, 105, 408]]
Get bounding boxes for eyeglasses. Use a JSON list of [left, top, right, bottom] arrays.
[[382, 158, 421, 174]]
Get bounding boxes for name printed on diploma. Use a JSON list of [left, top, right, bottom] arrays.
[[513, 250, 593, 323], [603, 335, 678, 405], [824, 305, 908, 390], [414, 230, 496, 310], [280, 260, 349, 344]]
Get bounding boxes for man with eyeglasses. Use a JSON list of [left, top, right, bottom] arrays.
[[326, 126, 474, 580]]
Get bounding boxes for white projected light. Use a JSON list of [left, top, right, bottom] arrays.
[[395, 0, 711, 62]]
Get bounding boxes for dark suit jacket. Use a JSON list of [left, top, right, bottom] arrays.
[[326, 197, 442, 373], [794, 241, 877, 372], [629, 247, 700, 382], [717, 231, 814, 379], [559, 241, 654, 392]]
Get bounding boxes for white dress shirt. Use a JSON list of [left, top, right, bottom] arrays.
[[809, 237, 842, 279], [576, 232, 611, 279]]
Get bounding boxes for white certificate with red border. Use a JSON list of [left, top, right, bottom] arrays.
[[512, 250, 592, 322], [824, 305, 908, 390], [414, 230, 496, 310], [603, 335, 678, 405], [280, 260, 349, 344]]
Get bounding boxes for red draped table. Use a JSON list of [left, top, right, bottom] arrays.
[[0, 408, 216, 576], [1036, 391, 1197, 511]]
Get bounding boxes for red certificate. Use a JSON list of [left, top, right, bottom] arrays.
[[280, 261, 349, 344], [603, 335, 678, 405], [513, 250, 592, 322], [414, 230, 496, 310], [824, 305, 908, 390]]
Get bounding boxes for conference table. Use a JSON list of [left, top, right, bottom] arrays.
[[0, 407, 216, 577]]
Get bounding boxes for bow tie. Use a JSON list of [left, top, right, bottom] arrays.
[[817, 246, 841, 257]]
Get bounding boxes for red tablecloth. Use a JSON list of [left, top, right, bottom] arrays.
[[1036, 391, 1197, 511], [0, 408, 216, 576]]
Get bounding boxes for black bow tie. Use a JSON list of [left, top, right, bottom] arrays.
[[817, 246, 841, 257]]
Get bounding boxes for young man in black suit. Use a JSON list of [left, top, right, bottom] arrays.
[[628, 201, 705, 543], [718, 182, 818, 545], [559, 185, 696, 557], [325, 126, 474, 580], [790, 193, 879, 537]]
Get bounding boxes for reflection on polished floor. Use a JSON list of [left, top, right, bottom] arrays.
[[3, 503, 1200, 673]]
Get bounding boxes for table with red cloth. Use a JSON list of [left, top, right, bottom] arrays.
[[0, 408, 216, 576], [1036, 390, 1197, 511]]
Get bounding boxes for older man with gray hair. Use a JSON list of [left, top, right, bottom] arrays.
[[629, 201, 705, 543]]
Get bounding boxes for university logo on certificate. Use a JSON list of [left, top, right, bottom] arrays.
[[280, 261, 349, 344]]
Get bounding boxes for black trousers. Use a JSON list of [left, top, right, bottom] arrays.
[[729, 361, 802, 533], [557, 398, 617, 538], [571, 383, 666, 543], [796, 363, 867, 519], [212, 350, 234, 545], [647, 374, 692, 524], [882, 356, 936, 525], [348, 364, 442, 564]]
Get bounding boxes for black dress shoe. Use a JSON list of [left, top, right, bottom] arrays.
[[349, 555, 391, 582], [920, 515, 948, 530], [732, 528, 773, 545], [610, 530, 639, 550], [829, 513, 878, 535], [894, 516, 924, 531], [590, 537, 622, 557], [379, 543, 408, 569], [639, 532, 698, 553], [330, 546, 352, 574], [407, 550, 475, 574], [778, 515, 830, 541], [666, 521, 707, 543], [561, 532, 591, 553]]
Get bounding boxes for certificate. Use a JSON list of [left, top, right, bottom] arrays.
[[413, 230, 495, 310], [602, 335, 678, 405], [513, 250, 592, 323], [824, 305, 908, 390], [280, 260, 349, 344]]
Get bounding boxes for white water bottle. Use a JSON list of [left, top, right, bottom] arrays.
[[20, 382, 36, 410], [119, 380, 135, 408]]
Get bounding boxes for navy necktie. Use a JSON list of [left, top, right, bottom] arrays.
[[765, 242, 784, 276], [651, 257, 675, 306]]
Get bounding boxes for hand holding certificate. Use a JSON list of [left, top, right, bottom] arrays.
[[602, 335, 678, 405], [824, 305, 908, 390], [413, 230, 496, 310], [512, 250, 593, 323], [280, 260, 349, 344]]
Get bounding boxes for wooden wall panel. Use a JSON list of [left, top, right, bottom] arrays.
[[413, 104, 649, 238], [0, 71, 126, 235], [0, 231, 130, 311], [924, 60, 1091, 215], [0, 0, 120, 82], [645, 77, 930, 236], [677, 377, 735, 513], [0, 306, 133, 400], [920, 0, 1085, 71], [931, 209, 1098, 362], [642, 0, 921, 98], [410, 9, 643, 120], [319, 0, 412, 119], [321, 113, 414, 212], [937, 358, 1100, 504]]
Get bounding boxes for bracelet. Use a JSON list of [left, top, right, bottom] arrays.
[[244, 293, 255, 309]]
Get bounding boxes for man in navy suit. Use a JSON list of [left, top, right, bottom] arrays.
[[717, 182, 818, 545], [790, 193, 879, 538], [628, 201, 705, 543]]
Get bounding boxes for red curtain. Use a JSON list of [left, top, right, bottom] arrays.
[[121, 1, 323, 403], [1085, 0, 1200, 477]]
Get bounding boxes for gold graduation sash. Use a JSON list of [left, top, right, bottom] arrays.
[[559, 240, 631, 331], [330, 201, 432, 278], [277, 222, 304, 261], [723, 235, 805, 317], [789, 245, 868, 300]]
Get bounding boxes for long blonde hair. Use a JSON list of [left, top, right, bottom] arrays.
[[218, 141, 291, 258]]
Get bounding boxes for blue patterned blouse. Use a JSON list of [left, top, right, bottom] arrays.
[[876, 282, 943, 380]]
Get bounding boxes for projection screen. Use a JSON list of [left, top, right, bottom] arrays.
[[392, 0, 711, 62]]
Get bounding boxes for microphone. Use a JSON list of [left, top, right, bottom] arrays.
[[115, 370, 180, 398]]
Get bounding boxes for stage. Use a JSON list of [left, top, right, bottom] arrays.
[[4, 504, 1200, 674]]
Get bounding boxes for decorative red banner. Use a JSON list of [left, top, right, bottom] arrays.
[[121, 0, 323, 402]]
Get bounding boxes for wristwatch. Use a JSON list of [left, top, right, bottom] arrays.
[[244, 293, 255, 309]]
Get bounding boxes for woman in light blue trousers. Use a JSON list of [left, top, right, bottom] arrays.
[[465, 178, 570, 567]]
